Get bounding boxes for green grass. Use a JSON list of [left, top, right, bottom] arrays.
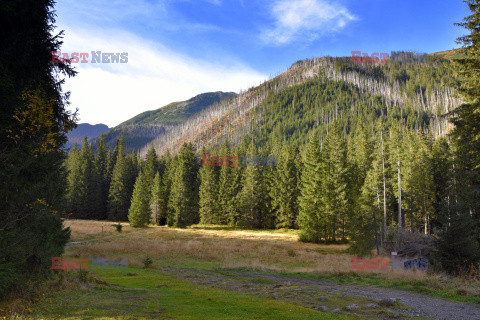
[[26, 267, 356, 320]]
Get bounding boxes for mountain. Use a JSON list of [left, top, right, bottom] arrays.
[[99, 91, 237, 151], [66, 123, 110, 148], [139, 51, 460, 157], [431, 49, 463, 60], [122, 91, 237, 125]]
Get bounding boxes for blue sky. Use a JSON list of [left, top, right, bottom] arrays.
[[55, 0, 470, 127]]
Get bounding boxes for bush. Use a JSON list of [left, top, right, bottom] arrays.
[[113, 223, 123, 232], [142, 255, 153, 268]]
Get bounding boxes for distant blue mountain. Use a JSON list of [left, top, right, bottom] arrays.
[[65, 123, 110, 149]]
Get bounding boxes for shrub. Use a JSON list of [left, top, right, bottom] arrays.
[[113, 223, 123, 232], [142, 255, 153, 268]]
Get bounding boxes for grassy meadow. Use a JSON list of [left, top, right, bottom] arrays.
[[2, 220, 479, 319]]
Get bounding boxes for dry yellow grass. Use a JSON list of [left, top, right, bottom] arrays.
[[63, 220, 480, 300], [64, 220, 400, 274], [63, 219, 134, 241]]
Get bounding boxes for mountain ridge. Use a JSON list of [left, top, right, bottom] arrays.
[[66, 123, 110, 148], [96, 91, 237, 151], [139, 51, 460, 157]]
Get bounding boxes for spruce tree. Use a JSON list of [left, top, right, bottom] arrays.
[[78, 137, 99, 219], [351, 133, 384, 255], [0, 0, 74, 295], [151, 171, 162, 225], [66, 144, 82, 215], [169, 143, 199, 227], [95, 134, 109, 219], [144, 144, 159, 188], [217, 141, 234, 224], [434, 2, 480, 273], [106, 134, 123, 185], [108, 138, 130, 221], [128, 171, 152, 227], [411, 133, 434, 234], [388, 121, 404, 229], [271, 145, 299, 229], [159, 150, 173, 226], [199, 147, 219, 224], [227, 139, 248, 225], [166, 154, 178, 226], [125, 151, 140, 206], [298, 132, 324, 243], [321, 122, 349, 242], [451, 0, 480, 236], [237, 141, 269, 228]]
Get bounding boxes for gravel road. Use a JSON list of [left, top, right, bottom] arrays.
[[166, 268, 480, 320]]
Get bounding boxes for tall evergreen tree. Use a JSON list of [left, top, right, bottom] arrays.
[[199, 147, 220, 224], [158, 150, 173, 226], [77, 137, 99, 219], [271, 145, 299, 229], [451, 0, 480, 237], [227, 139, 248, 225], [144, 144, 159, 188], [151, 171, 162, 225], [298, 132, 324, 243], [237, 142, 269, 228], [217, 141, 234, 224], [0, 0, 74, 295], [434, 1, 480, 274], [106, 134, 123, 185], [66, 144, 82, 215], [388, 121, 405, 229], [128, 171, 152, 227], [351, 132, 384, 255], [169, 143, 200, 227], [95, 134, 109, 219], [321, 122, 349, 241], [125, 151, 140, 205], [108, 138, 130, 221]]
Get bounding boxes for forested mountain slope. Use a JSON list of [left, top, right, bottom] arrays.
[[65, 51, 465, 248], [143, 52, 460, 157], [98, 91, 236, 151]]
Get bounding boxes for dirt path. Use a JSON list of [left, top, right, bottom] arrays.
[[165, 268, 480, 320]]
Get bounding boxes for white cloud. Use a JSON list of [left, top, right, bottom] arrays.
[[59, 29, 266, 127], [262, 0, 356, 45]]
